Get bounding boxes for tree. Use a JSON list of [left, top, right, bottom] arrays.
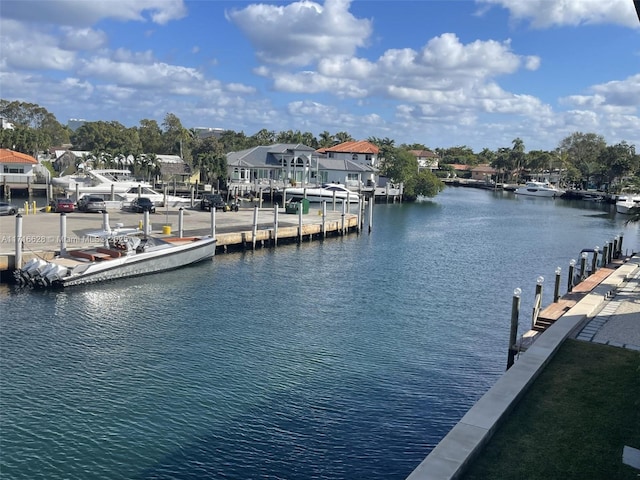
[[595, 141, 639, 192], [558, 132, 606, 189], [318, 131, 335, 148], [408, 170, 445, 199], [137, 119, 164, 154], [334, 131, 354, 144]]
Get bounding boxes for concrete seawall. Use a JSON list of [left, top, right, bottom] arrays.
[[0, 205, 361, 280]]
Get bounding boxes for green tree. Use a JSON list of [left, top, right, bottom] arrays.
[[558, 132, 607, 189], [595, 141, 638, 192], [137, 119, 164, 154], [318, 131, 335, 148]]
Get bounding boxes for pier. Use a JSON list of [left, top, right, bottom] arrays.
[[0, 202, 365, 281]]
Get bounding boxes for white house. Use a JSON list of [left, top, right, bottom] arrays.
[[0, 148, 39, 185]]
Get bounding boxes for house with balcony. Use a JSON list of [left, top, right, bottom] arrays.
[[1, 149, 41, 197], [409, 149, 440, 172]]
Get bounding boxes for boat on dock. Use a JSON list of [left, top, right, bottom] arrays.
[[14, 225, 216, 288], [514, 181, 564, 198], [615, 195, 640, 214], [285, 183, 360, 203]]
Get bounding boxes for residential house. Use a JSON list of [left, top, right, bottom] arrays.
[[315, 157, 377, 188], [226, 144, 317, 185], [409, 149, 440, 171], [471, 164, 497, 183], [155, 154, 192, 184], [0, 149, 39, 185], [317, 140, 380, 168]]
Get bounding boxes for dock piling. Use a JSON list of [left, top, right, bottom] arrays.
[[531, 276, 544, 329], [273, 205, 278, 246], [178, 208, 184, 238], [507, 287, 521, 370], [210, 207, 216, 239], [252, 206, 259, 249], [553, 267, 561, 302], [15, 214, 23, 269], [568, 258, 576, 292], [60, 213, 67, 256]]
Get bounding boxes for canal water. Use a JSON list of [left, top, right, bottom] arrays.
[[1, 187, 638, 480]]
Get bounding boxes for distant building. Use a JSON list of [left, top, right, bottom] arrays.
[[471, 164, 497, 182], [409, 149, 439, 171], [0, 148, 39, 185], [193, 127, 225, 139], [0, 117, 15, 130], [316, 140, 380, 168]]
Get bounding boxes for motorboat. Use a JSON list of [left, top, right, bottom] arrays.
[[514, 181, 564, 198], [14, 224, 216, 288], [615, 195, 640, 214], [52, 169, 192, 207], [284, 183, 360, 203]]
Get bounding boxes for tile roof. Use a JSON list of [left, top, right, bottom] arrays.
[[0, 149, 38, 164], [318, 140, 379, 155]]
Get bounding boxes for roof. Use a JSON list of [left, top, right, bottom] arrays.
[[317, 157, 377, 172], [409, 149, 439, 158], [472, 164, 497, 173], [318, 140, 379, 155], [0, 149, 38, 164], [227, 143, 315, 167]]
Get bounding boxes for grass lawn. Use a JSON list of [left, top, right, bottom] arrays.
[[462, 339, 640, 480]]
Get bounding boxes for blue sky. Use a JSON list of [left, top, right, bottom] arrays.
[[1, 0, 639, 152]]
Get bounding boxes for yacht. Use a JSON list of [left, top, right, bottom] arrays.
[[284, 183, 360, 203], [514, 181, 564, 198], [52, 169, 191, 207], [615, 195, 640, 214]]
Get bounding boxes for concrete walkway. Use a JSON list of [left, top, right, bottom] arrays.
[[406, 256, 640, 480]]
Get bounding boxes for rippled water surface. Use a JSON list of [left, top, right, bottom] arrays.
[[1, 188, 638, 479]]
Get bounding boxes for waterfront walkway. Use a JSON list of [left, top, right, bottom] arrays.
[[406, 257, 640, 480]]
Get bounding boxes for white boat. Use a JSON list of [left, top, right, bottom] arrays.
[[285, 184, 360, 203], [514, 181, 564, 198], [14, 225, 216, 288], [615, 195, 640, 214], [52, 169, 192, 207]]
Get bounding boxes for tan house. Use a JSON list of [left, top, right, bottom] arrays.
[[409, 149, 440, 171], [471, 164, 497, 182]]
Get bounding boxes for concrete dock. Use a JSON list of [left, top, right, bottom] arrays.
[[0, 203, 362, 279], [406, 256, 640, 480]]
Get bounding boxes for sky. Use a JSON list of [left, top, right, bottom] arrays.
[[1, 0, 639, 152]]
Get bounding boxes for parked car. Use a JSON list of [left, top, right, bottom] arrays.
[[200, 193, 227, 212], [0, 201, 18, 216], [51, 198, 75, 213], [77, 196, 106, 213], [130, 197, 156, 213]]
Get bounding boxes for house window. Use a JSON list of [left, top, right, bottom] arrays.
[[347, 173, 359, 181], [3, 166, 24, 174], [328, 152, 334, 158], [365, 154, 372, 162], [351, 154, 358, 161]]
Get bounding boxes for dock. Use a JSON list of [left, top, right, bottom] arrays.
[[0, 203, 364, 281]]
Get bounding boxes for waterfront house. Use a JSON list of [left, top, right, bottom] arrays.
[[316, 140, 380, 168], [471, 164, 497, 182], [1, 149, 40, 196], [409, 149, 440, 172]]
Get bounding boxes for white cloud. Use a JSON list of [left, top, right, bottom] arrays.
[[226, 0, 372, 66], [60, 27, 108, 51], [477, 0, 640, 28], [0, 0, 187, 26]]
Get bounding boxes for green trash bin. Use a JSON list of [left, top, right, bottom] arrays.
[[300, 198, 310, 214], [285, 198, 310, 214], [285, 201, 299, 214]]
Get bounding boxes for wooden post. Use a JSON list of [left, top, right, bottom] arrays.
[[190, 185, 195, 208], [591, 247, 599, 274], [322, 201, 327, 238], [607, 240, 614, 264], [618, 233, 624, 257], [531, 276, 544, 329], [368, 198, 373, 233], [210, 206, 216, 239], [341, 200, 346, 235], [553, 267, 561, 303], [15, 214, 23, 269], [75, 183, 79, 203], [178, 207, 184, 238], [568, 259, 576, 293], [601, 243, 609, 268], [298, 204, 303, 243], [579, 252, 588, 280], [252, 206, 259, 250], [60, 212, 67, 256], [273, 204, 278, 246], [507, 287, 521, 370]]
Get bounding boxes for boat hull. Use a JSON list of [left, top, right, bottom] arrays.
[[285, 188, 360, 203], [16, 237, 216, 288]]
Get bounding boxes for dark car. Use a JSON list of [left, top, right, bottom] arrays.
[[51, 198, 75, 213], [0, 201, 18, 216], [200, 193, 226, 212], [78, 196, 106, 213], [130, 197, 156, 213]]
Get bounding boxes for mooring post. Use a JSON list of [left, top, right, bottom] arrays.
[[102, 211, 109, 232], [591, 246, 599, 274], [252, 205, 259, 250], [273, 204, 279, 246], [60, 212, 67, 256], [568, 259, 576, 292], [321, 201, 327, 238], [75, 184, 79, 204], [554, 267, 561, 303], [608, 239, 614, 264], [601, 242, 609, 268], [178, 207, 184, 238], [507, 287, 521, 370], [341, 200, 346, 235], [579, 251, 588, 280], [332, 190, 337, 211], [618, 232, 624, 257], [110, 184, 115, 202], [613, 235, 619, 259], [15, 214, 23, 269], [298, 205, 303, 243], [259, 187, 263, 209], [531, 276, 544, 329], [210, 206, 216, 239], [368, 198, 373, 233], [143, 210, 150, 237]]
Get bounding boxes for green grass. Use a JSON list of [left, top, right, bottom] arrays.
[[462, 339, 640, 480]]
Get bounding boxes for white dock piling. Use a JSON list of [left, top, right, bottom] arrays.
[[60, 213, 67, 256], [15, 214, 23, 269]]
